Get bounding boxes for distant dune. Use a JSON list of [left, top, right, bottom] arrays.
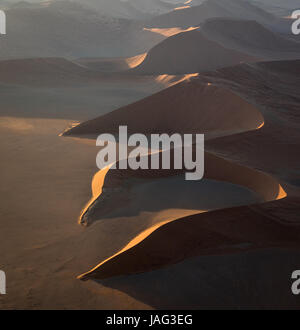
[[130, 29, 257, 75], [250, 0, 300, 16], [201, 18, 300, 59], [0, 1, 164, 59], [143, 26, 199, 37], [76, 53, 148, 73], [0, 58, 102, 86], [146, 0, 275, 28]]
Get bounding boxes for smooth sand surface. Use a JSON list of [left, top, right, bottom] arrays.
[[0, 117, 151, 309], [201, 18, 300, 60], [131, 30, 257, 75], [100, 248, 300, 309], [0, 117, 263, 309], [1, 57, 299, 309], [64, 81, 264, 138]]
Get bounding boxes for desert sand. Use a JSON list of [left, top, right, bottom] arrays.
[[63, 60, 300, 309], [131, 30, 257, 74], [201, 18, 300, 60], [0, 0, 300, 310]]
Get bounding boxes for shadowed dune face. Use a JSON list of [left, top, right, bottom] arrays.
[[77, 148, 287, 280], [64, 81, 264, 138], [145, 0, 276, 29], [250, 0, 300, 16], [70, 60, 300, 284], [99, 249, 300, 309], [201, 18, 300, 59], [131, 30, 258, 75], [0, 2, 165, 59], [0, 57, 190, 121]]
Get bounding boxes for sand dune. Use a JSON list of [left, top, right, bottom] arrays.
[[250, 0, 300, 16], [130, 29, 257, 75], [76, 53, 148, 73], [201, 18, 300, 59], [0, 57, 183, 89], [143, 26, 199, 37], [146, 0, 275, 28], [0, 57, 196, 122], [0, 58, 96, 85], [70, 60, 300, 283], [0, 2, 164, 59], [64, 79, 263, 138]]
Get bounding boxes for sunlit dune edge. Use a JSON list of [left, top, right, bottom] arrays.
[[125, 53, 148, 68], [58, 64, 295, 282], [77, 150, 287, 280], [143, 26, 199, 37], [75, 121, 287, 281], [174, 6, 191, 11]]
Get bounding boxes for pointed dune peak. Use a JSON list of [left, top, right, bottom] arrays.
[[64, 79, 264, 139], [131, 29, 257, 75]]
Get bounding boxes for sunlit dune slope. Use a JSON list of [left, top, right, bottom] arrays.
[[77, 142, 287, 280], [76, 53, 147, 73], [74, 60, 300, 281], [143, 26, 199, 37], [130, 30, 257, 75], [64, 80, 264, 138]]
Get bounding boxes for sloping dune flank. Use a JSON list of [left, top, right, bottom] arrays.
[[145, 0, 275, 29], [130, 30, 257, 75], [64, 80, 264, 138], [77, 150, 286, 280], [76, 53, 147, 73], [73, 61, 300, 281], [201, 18, 300, 59], [0, 57, 101, 86]]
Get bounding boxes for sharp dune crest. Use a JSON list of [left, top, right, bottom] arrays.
[[71, 60, 300, 282], [64, 80, 264, 138], [131, 30, 258, 75]]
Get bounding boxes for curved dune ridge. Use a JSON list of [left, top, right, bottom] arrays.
[[76, 53, 147, 73], [77, 60, 300, 283], [61, 75, 291, 281], [77, 140, 286, 281], [143, 26, 199, 37], [63, 80, 264, 138], [130, 29, 258, 75]]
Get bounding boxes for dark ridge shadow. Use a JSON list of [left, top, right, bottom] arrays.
[[98, 249, 300, 310]]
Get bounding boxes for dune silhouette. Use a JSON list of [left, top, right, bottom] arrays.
[[131, 29, 258, 75], [146, 0, 275, 29], [64, 80, 263, 138], [66, 60, 300, 283]]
